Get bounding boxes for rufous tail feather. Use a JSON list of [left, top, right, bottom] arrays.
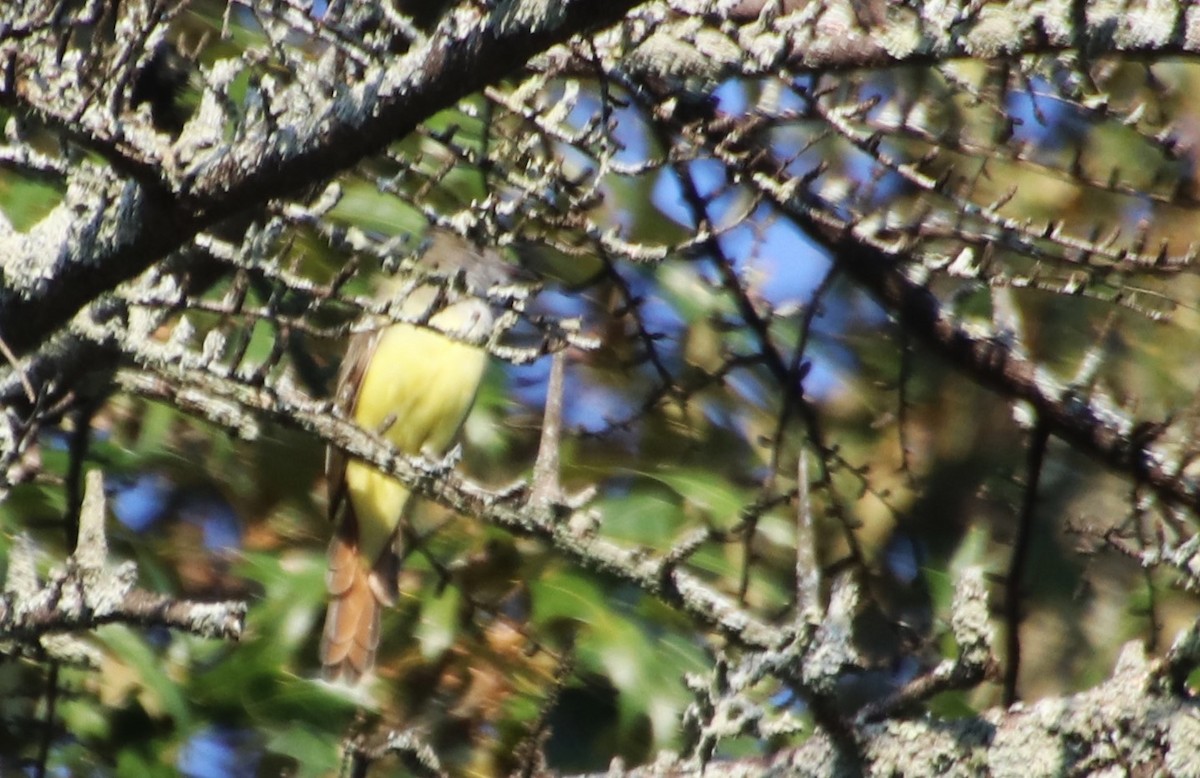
[[321, 528, 382, 682], [321, 516, 403, 682]]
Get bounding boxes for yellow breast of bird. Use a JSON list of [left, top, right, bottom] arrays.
[[345, 320, 489, 563]]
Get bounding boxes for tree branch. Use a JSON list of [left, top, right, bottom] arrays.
[[0, 0, 641, 357], [663, 96, 1200, 517], [0, 471, 245, 650]]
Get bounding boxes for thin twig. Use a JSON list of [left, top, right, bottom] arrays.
[[0, 332, 36, 403], [530, 349, 566, 508], [33, 663, 58, 778], [795, 449, 822, 622], [1003, 420, 1050, 705]]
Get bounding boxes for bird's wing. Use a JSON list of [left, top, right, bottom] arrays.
[[325, 327, 381, 523]]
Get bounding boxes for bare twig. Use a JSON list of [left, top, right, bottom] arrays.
[[795, 448, 822, 623], [1003, 421, 1050, 705], [529, 349, 566, 508]]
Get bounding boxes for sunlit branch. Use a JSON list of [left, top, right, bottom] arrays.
[[0, 471, 246, 647], [0, 0, 643, 356], [97, 325, 785, 650]]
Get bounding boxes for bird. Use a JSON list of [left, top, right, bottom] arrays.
[[321, 230, 512, 682]]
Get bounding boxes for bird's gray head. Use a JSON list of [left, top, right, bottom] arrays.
[[419, 230, 517, 293]]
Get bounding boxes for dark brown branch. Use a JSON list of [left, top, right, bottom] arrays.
[[665, 98, 1200, 517], [828, 231, 1199, 512], [1003, 421, 1049, 705]]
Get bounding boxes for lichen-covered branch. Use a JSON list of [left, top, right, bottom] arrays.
[[0, 471, 245, 653], [0, 0, 641, 357], [596, 580, 1200, 777]]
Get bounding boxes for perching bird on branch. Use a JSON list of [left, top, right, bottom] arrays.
[[321, 230, 512, 682]]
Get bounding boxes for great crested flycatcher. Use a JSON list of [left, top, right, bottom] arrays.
[[321, 230, 510, 682]]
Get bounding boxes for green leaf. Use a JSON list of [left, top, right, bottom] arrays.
[[596, 490, 682, 545], [262, 724, 340, 778], [97, 625, 192, 730], [417, 585, 462, 660], [116, 749, 176, 778], [532, 569, 705, 750], [331, 180, 425, 237], [0, 175, 62, 231], [613, 468, 750, 530]]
